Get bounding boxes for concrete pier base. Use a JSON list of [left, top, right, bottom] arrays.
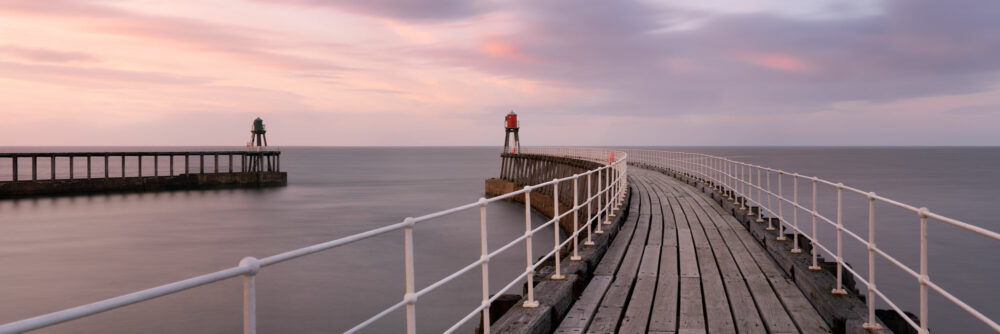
[[0, 172, 287, 198]]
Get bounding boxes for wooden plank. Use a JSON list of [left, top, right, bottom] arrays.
[[678, 196, 736, 333], [649, 245, 679, 332], [672, 189, 767, 334], [673, 196, 699, 279], [677, 277, 705, 332], [675, 177, 830, 334], [667, 178, 800, 334], [593, 185, 642, 276], [620, 245, 661, 333], [678, 195, 759, 334], [589, 178, 653, 332], [558, 275, 613, 330]]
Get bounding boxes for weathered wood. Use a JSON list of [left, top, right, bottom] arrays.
[[558, 275, 613, 330], [558, 167, 836, 334], [679, 197, 736, 333], [619, 245, 660, 333], [672, 181, 799, 334]]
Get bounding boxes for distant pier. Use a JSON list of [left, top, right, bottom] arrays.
[[0, 150, 286, 198]]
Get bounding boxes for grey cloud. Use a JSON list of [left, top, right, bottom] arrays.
[[256, 0, 487, 22], [423, 0, 1000, 116]]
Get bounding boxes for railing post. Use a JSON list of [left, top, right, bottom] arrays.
[[603, 167, 611, 226], [551, 180, 565, 280], [32, 156, 37, 181], [200, 155, 204, 174], [755, 167, 764, 222], [479, 197, 490, 334], [169, 155, 174, 176], [832, 183, 847, 295], [585, 172, 595, 246], [791, 174, 802, 253], [51, 156, 56, 180], [746, 164, 756, 217], [777, 171, 787, 241], [522, 188, 539, 308], [766, 170, 775, 231], [104, 155, 109, 178], [229, 154, 234, 173], [138, 155, 142, 177], [594, 169, 604, 235], [11, 156, 17, 182], [570, 174, 582, 261], [741, 163, 747, 210], [239, 256, 260, 334], [918, 207, 929, 334], [154, 155, 158, 177], [862, 192, 882, 331], [185, 155, 189, 174], [121, 155, 125, 178], [809, 178, 821, 270], [69, 156, 74, 179], [403, 217, 417, 333]]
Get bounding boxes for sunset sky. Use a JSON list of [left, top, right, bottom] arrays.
[[1, 0, 998, 146]]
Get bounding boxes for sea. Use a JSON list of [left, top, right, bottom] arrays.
[[0, 147, 996, 333]]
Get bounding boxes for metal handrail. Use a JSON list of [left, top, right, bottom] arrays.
[[624, 149, 1000, 334], [0, 147, 628, 334]]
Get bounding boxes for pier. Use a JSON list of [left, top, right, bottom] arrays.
[[0, 147, 998, 334], [0, 150, 285, 198]]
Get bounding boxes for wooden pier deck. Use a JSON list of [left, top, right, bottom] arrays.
[[558, 167, 832, 334]]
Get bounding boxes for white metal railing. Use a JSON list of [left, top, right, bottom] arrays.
[[0, 148, 627, 334], [625, 149, 1000, 334]]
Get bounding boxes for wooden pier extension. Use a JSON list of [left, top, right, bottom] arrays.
[[0, 151, 285, 198], [557, 168, 831, 334]]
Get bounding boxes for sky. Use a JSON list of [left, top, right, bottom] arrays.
[[1, 0, 998, 146]]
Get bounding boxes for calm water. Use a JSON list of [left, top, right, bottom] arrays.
[[0, 147, 997, 333]]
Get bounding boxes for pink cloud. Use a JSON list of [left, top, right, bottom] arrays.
[[739, 52, 815, 73]]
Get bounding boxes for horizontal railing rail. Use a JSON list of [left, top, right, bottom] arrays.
[[624, 149, 1000, 334], [0, 147, 627, 334]]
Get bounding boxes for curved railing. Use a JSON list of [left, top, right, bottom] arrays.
[[625, 149, 1000, 334], [0, 148, 627, 334]]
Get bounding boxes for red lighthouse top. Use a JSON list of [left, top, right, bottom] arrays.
[[505, 112, 519, 129]]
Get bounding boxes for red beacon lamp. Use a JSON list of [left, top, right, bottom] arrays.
[[503, 111, 521, 154]]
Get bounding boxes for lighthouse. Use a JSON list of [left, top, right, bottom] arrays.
[[503, 112, 520, 154]]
